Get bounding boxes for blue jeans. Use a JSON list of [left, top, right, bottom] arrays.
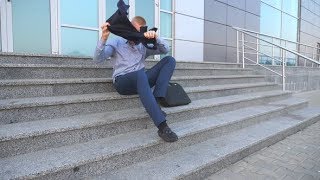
[[113, 56, 176, 127]]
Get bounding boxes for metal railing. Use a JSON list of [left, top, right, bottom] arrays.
[[233, 27, 320, 91]]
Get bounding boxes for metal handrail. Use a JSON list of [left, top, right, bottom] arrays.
[[233, 26, 320, 91], [235, 28, 320, 65], [235, 27, 320, 52]]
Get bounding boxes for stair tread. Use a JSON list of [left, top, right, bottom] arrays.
[[0, 75, 265, 86], [0, 53, 241, 65], [0, 101, 314, 179], [95, 107, 320, 179], [0, 83, 279, 110], [0, 92, 299, 142], [0, 63, 251, 71]]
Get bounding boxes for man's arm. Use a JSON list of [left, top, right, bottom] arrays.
[[144, 31, 169, 57], [93, 22, 115, 63]]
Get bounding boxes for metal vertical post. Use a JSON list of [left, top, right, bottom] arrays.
[[236, 30, 239, 64], [281, 49, 286, 91], [272, 38, 274, 65], [242, 32, 245, 69], [312, 47, 315, 68], [304, 45, 307, 67], [256, 34, 259, 64]]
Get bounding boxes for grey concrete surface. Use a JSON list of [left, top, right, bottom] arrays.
[[1, 103, 317, 180], [206, 121, 320, 180], [294, 90, 320, 107], [0, 97, 306, 158], [92, 107, 320, 180]]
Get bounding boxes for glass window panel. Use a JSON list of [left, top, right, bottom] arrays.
[[106, 0, 129, 18], [161, 0, 172, 11], [260, 3, 281, 38], [282, 14, 298, 42], [160, 12, 172, 38], [261, 0, 281, 9], [282, 0, 298, 17], [0, 20, 2, 51], [61, 0, 98, 28], [160, 40, 172, 59], [61, 27, 98, 57], [12, 0, 51, 54], [136, 0, 155, 28], [285, 42, 297, 66]]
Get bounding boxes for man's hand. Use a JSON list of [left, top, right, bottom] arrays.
[[144, 31, 157, 39], [101, 22, 111, 41]]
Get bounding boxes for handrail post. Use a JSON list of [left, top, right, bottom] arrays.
[[272, 38, 274, 65], [281, 49, 286, 91], [236, 30, 239, 64], [304, 45, 307, 67], [242, 32, 245, 69], [312, 47, 315, 68], [256, 34, 259, 64]]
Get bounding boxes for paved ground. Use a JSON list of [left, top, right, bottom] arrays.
[[206, 90, 320, 180]]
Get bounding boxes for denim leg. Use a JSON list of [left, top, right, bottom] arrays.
[[114, 69, 165, 127], [146, 56, 176, 98]]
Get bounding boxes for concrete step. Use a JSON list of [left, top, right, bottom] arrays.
[[0, 75, 278, 100], [0, 75, 268, 99], [0, 89, 291, 125], [0, 96, 305, 158], [0, 53, 242, 68], [0, 63, 254, 79], [94, 107, 320, 180], [1, 100, 316, 179]]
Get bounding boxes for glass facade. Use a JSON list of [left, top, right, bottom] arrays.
[[61, 27, 98, 56], [135, 0, 155, 28], [0, 20, 1, 51], [259, 0, 299, 66], [106, 0, 129, 18], [160, 0, 173, 59], [60, 0, 99, 56], [12, 0, 51, 54]]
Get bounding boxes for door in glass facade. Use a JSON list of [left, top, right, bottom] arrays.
[[60, 0, 99, 56], [11, 0, 51, 54]]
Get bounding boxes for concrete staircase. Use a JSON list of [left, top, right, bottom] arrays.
[[0, 53, 319, 180]]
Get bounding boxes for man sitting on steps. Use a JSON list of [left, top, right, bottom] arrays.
[[93, 16, 178, 142]]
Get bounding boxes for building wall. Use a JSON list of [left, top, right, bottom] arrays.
[[299, 0, 320, 66], [174, 0, 204, 62], [202, 0, 260, 63]]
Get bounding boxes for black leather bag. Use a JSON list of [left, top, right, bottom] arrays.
[[162, 83, 191, 107]]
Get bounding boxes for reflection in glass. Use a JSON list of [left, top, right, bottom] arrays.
[[61, 27, 98, 57], [12, 0, 51, 54], [282, 0, 298, 17], [136, 0, 155, 28], [61, 0, 98, 28], [282, 14, 298, 41], [260, 3, 281, 38], [106, 0, 129, 18], [261, 0, 281, 9], [160, 12, 172, 38], [285, 42, 297, 66], [161, 0, 172, 11]]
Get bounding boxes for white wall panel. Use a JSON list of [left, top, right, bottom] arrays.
[[175, 13, 204, 43], [175, 0, 204, 19], [175, 40, 203, 62]]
